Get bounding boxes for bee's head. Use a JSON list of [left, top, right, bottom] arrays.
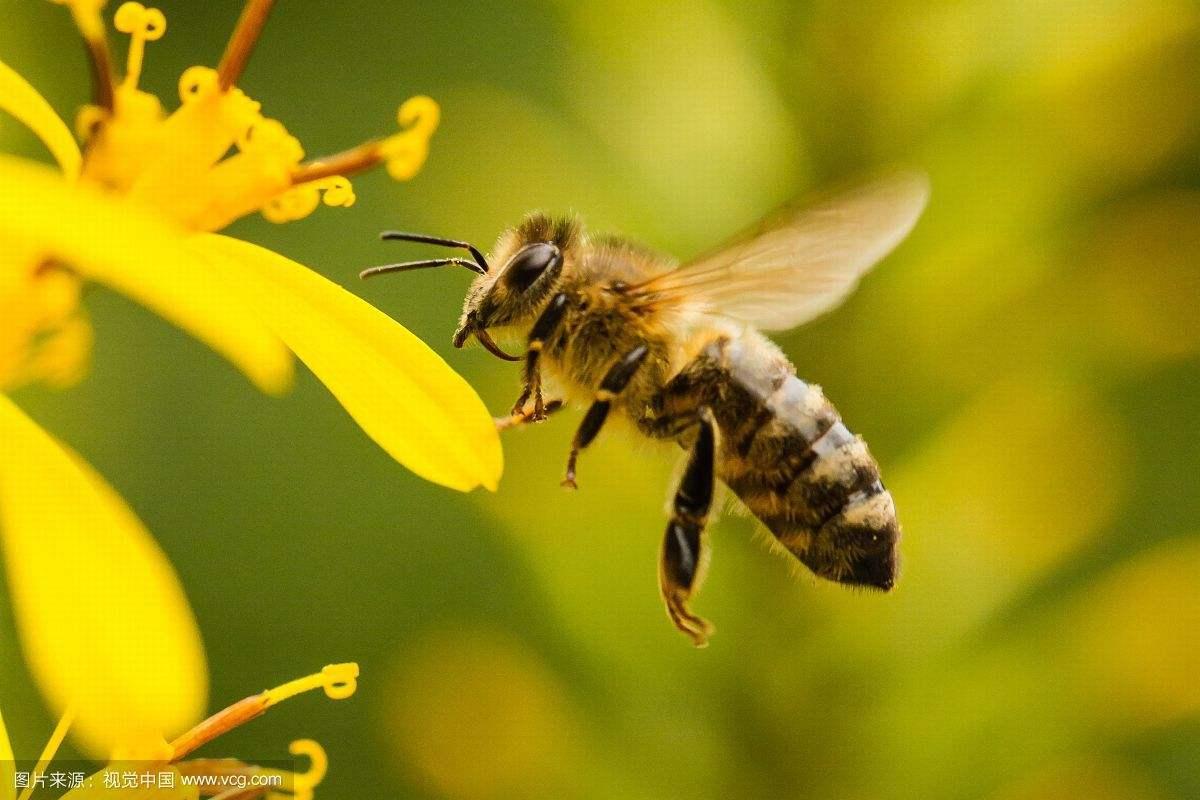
[[453, 214, 580, 356], [361, 214, 580, 361]]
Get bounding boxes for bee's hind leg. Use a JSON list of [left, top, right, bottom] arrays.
[[660, 409, 717, 647], [561, 344, 649, 489]]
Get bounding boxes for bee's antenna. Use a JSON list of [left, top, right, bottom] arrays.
[[379, 230, 490, 273], [360, 258, 486, 279]]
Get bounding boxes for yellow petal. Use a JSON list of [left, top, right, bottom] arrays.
[[0, 59, 81, 180], [190, 234, 503, 492], [0, 705, 14, 800], [0, 395, 208, 759], [0, 155, 293, 394]]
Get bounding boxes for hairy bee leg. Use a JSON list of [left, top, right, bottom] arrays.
[[562, 344, 650, 489], [513, 292, 570, 418], [496, 399, 564, 431], [659, 411, 716, 647]]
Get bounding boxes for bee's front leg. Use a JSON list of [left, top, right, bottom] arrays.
[[511, 292, 570, 420], [496, 399, 564, 431], [509, 384, 535, 419]]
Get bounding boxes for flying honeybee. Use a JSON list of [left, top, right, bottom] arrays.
[[363, 171, 930, 646]]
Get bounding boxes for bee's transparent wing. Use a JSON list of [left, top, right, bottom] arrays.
[[635, 171, 930, 331]]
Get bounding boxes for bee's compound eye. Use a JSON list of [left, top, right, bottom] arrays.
[[506, 242, 562, 292]]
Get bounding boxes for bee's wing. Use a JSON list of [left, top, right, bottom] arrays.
[[635, 171, 930, 331]]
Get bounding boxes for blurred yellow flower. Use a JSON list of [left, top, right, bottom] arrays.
[[0, 709, 12, 800], [0, 0, 501, 491], [0, 0, 490, 775], [0, 394, 356, 770], [0, 660, 358, 800], [386, 629, 581, 800], [0, 705, 73, 800], [1065, 538, 1200, 730], [0, 393, 204, 758]]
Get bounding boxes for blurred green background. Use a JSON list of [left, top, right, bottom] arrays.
[[3, 0, 1200, 797]]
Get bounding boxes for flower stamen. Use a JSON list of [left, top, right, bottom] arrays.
[[260, 97, 438, 223], [289, 140, 385, 186], [289, 96, 441, 186], [168, 696, 265, 763], [275, 739, 327, 800], [263, 663, 359, 706], [218, 0, 276, 91], [113, 2, 165, 91], [168, 664, 357, 761]]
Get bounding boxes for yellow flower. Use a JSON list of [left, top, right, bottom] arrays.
[[0, 0, 484, 767], [0, 703, 74, 800], [0, 663, 359, 800], [0, 393, 204, 758], [0, 0, 502, 492], [0, 393, 358, 776], [0, 394, 355, 770]]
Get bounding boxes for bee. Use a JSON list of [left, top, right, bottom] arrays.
[[363, 172, 930, 646]]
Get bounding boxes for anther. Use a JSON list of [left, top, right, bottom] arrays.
[[279, 740, 327, 800], [264, 663, 359, 706], [114, 2, 166, 90]]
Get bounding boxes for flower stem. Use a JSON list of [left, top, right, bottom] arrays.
[[217, 0, 276, 90]]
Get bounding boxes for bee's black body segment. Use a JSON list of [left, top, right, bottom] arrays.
[[689, 339, 899, 592], [631, 333, 899, 595]]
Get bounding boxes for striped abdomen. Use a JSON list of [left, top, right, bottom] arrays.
[[705, 336, 899, 589]]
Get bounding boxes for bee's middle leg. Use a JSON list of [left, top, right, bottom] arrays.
[[561, 344, 649, 489], [660, 409, 717, 647]]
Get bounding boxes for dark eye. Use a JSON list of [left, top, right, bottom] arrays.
[[506, 242, 561, 292]]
